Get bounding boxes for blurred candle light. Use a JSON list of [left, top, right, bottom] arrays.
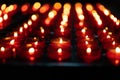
[[86, 47, 91, 55], [28, 47, 35, 55], [53, 2, 62, 11], [32, 2, 41, 11], [57, 48, 62, 56], [31, 14, 38, 21], [0, 47, 5, 52], [14, 32, 18, 38], [39, 4, 50, 14], [1, 4, 6, 11], [21, 4, 29, 12], [3, 14, 8, 20]]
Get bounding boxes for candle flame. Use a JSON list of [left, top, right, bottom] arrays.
[[39, 4, 50, 14], [57, 48, 62, 55], [53, 2, 62, 11], [32, 2, 41, 11], [24, 23, 28, 29], [0, 47, 5, 52], [34, 41, 38, 45], [116, 47, 120, 54], [75, 2, 83, 15], [28, 20, 32, 26], [103, 29, 106, 33], [78, 14, 84, 21], [28, 47, 35, 55], [14, 32, 18, 38], [107, 35, 111, 39], [59, 38, 63, 44], [86, 3, 93, 12], [86, 47, 91, 55], [85, 41, 89, 45], [10, 39, 15, 45], [0, 17, 3, 23], [1, 4, 6, 11], [19, 27, 23, 33], [60, 27, 64, 33], [31, 14, 38, 21], [112, 41, 115, 46], [40, 27, 44, 33], [48, 10, 57, 19], [3, 14, 8, 20]]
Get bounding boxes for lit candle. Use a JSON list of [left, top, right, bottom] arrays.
[[48, 37, 71, 61], [107, 46, 120, 65]]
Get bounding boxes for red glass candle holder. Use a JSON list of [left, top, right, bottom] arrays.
[[77, 40, 101, 63], [48, 37, 71, 61], [17, 37, 45, 61], [107, 47, 120, 65]]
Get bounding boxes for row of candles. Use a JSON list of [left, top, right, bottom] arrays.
[[0, 4, 17, 30], [48, 3, 72, 61], [0, 2, 120, 65], [74, 3, 101, 63], [82, 3, 120, 65]]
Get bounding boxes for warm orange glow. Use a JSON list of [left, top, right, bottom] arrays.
[[85, 41, 89, 45], [1, 4, 6, 11], [14, 32, 18, 37], [39, 4, 50, 14], [60, 26, 64, 33], [53, 2, 62, 11], [75, 2, 83, 14], [103, 29, 106, 33], [63, 3, 71, 10], [78, 14, 84, 20], [110, 14, 114, 20], [10, 39, 15, 45], [85, 35, 90, 40], [31, 14, 38, 21], [28, 47, 35, 55], [86, 4, 93, 12], [81, 28, 86, 34], [28, 20, 32, 26], [116, 47, 120, 54], [63, 3, 71, 15], [19, 27, 23, 33], [0, 47, 5, 52], [106, 35, 111, 39], [3, 14, 8, 20], [79, 22, 84, 26], [32, 2, 41, 11], [86, 47, 91, 55], [104, 10, 110, 16], [97, 20, 102, 26], [0, 17, 3, 23], [59, 38, 63, 44], [34, 41, 38, 46], [45, 18, 51, 25], [8, 5, 14, 12], [40, 27, 44, 33], [57, 48, 62, 55], [116, 20, 119, 26], [112, 41, 115, 46], [23, 23, 28, 29], [60, 21, 68, 27], [92, 10, 102, 26], [48, 10, 57, 19], [62, 14, 68, 22], [21, 4, 29, 12]]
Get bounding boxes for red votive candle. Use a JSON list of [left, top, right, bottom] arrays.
[[48, 37, 71, 61]]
